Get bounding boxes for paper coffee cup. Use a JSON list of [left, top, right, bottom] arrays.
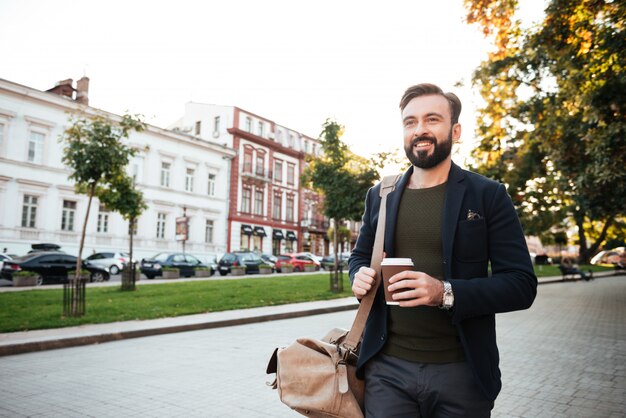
[[381, 258, 414, 305]]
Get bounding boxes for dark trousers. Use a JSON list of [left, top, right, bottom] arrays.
[[364, 353, 494, 418]]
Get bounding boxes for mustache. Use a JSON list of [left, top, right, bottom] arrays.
[[410, 136, 436, 147]]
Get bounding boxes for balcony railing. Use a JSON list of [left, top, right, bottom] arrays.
[[301, 219, 329, 231], [242, 163, 272, 182]]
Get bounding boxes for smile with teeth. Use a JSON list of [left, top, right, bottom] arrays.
[[413, 140, 434, 149]]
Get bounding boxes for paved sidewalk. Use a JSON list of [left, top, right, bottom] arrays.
[[0, 274, 623, 417]]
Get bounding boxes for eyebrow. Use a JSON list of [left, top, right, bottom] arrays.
[[402, 112, 445, 123]]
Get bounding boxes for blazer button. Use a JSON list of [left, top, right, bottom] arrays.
[[380, 335, 385, 341]]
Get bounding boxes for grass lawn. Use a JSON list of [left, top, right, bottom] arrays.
[[533, 264, 614, 277], [0, 265, 617, 333], [0, 273, 353, 333]]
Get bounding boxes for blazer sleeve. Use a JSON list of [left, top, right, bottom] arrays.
[[449, 183, 537, 324], [348, 185, 378, 283]]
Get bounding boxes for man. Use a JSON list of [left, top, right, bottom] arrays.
[[349, 83, 537, 417]]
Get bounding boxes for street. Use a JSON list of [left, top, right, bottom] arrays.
[[0, 276, 624, 417]]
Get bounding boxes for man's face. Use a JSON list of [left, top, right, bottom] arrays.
[[401, 94, 460, 169]]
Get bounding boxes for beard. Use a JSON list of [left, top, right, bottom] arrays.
[[404, 129, 453, 169]]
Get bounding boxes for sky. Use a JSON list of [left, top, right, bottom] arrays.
[[0, 0, 545, 172]]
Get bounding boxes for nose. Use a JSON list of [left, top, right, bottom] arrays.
[[412, 121, 429, 138]]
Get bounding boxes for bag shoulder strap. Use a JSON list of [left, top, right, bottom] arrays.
[[343, 173, 401, 350]]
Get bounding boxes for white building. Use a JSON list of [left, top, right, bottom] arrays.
[[0, 77, 236, 260]]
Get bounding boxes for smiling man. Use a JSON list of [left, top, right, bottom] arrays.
[[348, 83, 538, 417]]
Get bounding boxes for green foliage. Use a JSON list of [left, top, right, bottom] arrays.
[[97, 174, 147, 222], [61, 113, 145, 305], [302, 119, 380, 291], [464, 0, 626, 262]]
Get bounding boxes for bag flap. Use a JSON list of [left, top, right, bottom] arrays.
[[266, 347, 278, 374]]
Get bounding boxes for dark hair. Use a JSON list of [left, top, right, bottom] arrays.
[[399, 83, 462, 124]]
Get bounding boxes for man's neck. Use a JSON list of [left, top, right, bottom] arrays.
[[407, 159, 452, 189]]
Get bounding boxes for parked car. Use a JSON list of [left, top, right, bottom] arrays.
[[275, 253, 320, 272], [590, 247, 625, 265], [293, 252, 322, 264], [0, 253, 11, 273], [320, 253, 350, 270], [258, 253, 278, 265], [140, 252, 206, 279], [217, 251, 267, 276], [1, 252, 110, 285], [84, 251, 134, 275], [27, 243, 63, 253]]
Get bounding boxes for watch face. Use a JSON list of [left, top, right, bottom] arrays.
[[443, 294, 454, 306]]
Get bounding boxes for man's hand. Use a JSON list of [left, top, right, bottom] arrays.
[[388, 271, 444, 307], [352, 266, 376, 300]]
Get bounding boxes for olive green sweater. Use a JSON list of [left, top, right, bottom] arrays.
[[382, 183, 465, 363]]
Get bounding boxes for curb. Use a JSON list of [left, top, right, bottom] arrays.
[[0, 300, 359, 357]]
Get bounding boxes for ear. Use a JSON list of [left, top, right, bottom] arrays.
[[452, 123, 462, 142]]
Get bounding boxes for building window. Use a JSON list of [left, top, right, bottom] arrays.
[[241, 187, 251, 213], [21, 195, 38, 228], [274, 160, 283, 183], [287, 164, 295, 186], [214, 116, 220, 134], [195, 121, 201, 135], [286, 195, 294, 222], [288, 134, 295, 148], [312, 143, 317, 155], [273, 193, 282, 220], [243, 148, 253, 173], [97, 205, 109, 233], [61, 200, 76, 231], [0, 123, 4, 152], [160, 162, 171, 187], [254, 189, 264, 215], [258, 121, 264, 137], [245, 116, 252, 132], [207, 173, 216, 196], [156, 213, 167, 239], [205, 220, 214, 243], [131, 156, 143, 183], [28, 131, 44, 164], [185, 168, 195, 192], [256, 153, 265, 176]]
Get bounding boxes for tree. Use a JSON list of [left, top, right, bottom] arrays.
[[61, 113, 145, 315], [302, 119, 379, 292], [98, 174, 147, 291], [463, 0, 626, 262]]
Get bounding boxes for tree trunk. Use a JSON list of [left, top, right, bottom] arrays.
[[330, 218, 342, 293], [69, 182, 95, 317], [122, 217, 136, 291], [578, 216, 613, 264]]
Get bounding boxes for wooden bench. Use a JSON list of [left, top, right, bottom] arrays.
[[558, 264, 593, 281]]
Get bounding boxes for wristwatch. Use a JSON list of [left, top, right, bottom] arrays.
[[440, 280, 454, 310]]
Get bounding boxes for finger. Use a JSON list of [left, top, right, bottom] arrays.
[[388, 270, 420, 284], [398, 297, 429, 307], [359, 266, 376, 278]]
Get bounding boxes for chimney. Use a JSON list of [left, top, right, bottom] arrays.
[[76, 76, 90, 106], [46, 79, 75, 99]]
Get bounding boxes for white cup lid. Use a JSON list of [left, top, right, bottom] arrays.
[[381, 258, 413, 266]]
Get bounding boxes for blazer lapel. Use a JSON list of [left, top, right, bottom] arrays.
[[383, 168, 412, 257], [442, 163, 466, 279]]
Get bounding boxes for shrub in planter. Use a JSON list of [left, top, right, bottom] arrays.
[[230, 265, 247, 276], [304, 264, 317, 272], [69, 269, 90, 280], [12, 270, 38, 287], [280, 264, 294, 273], [195, 267, 213, 277], [161, 267, 180, 279], [259, 264, 273, 274]]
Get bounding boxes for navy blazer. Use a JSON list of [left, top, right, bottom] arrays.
[[348, 162, 537, 401]]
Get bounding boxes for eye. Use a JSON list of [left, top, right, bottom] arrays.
[[404, 120, 416, 128]]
